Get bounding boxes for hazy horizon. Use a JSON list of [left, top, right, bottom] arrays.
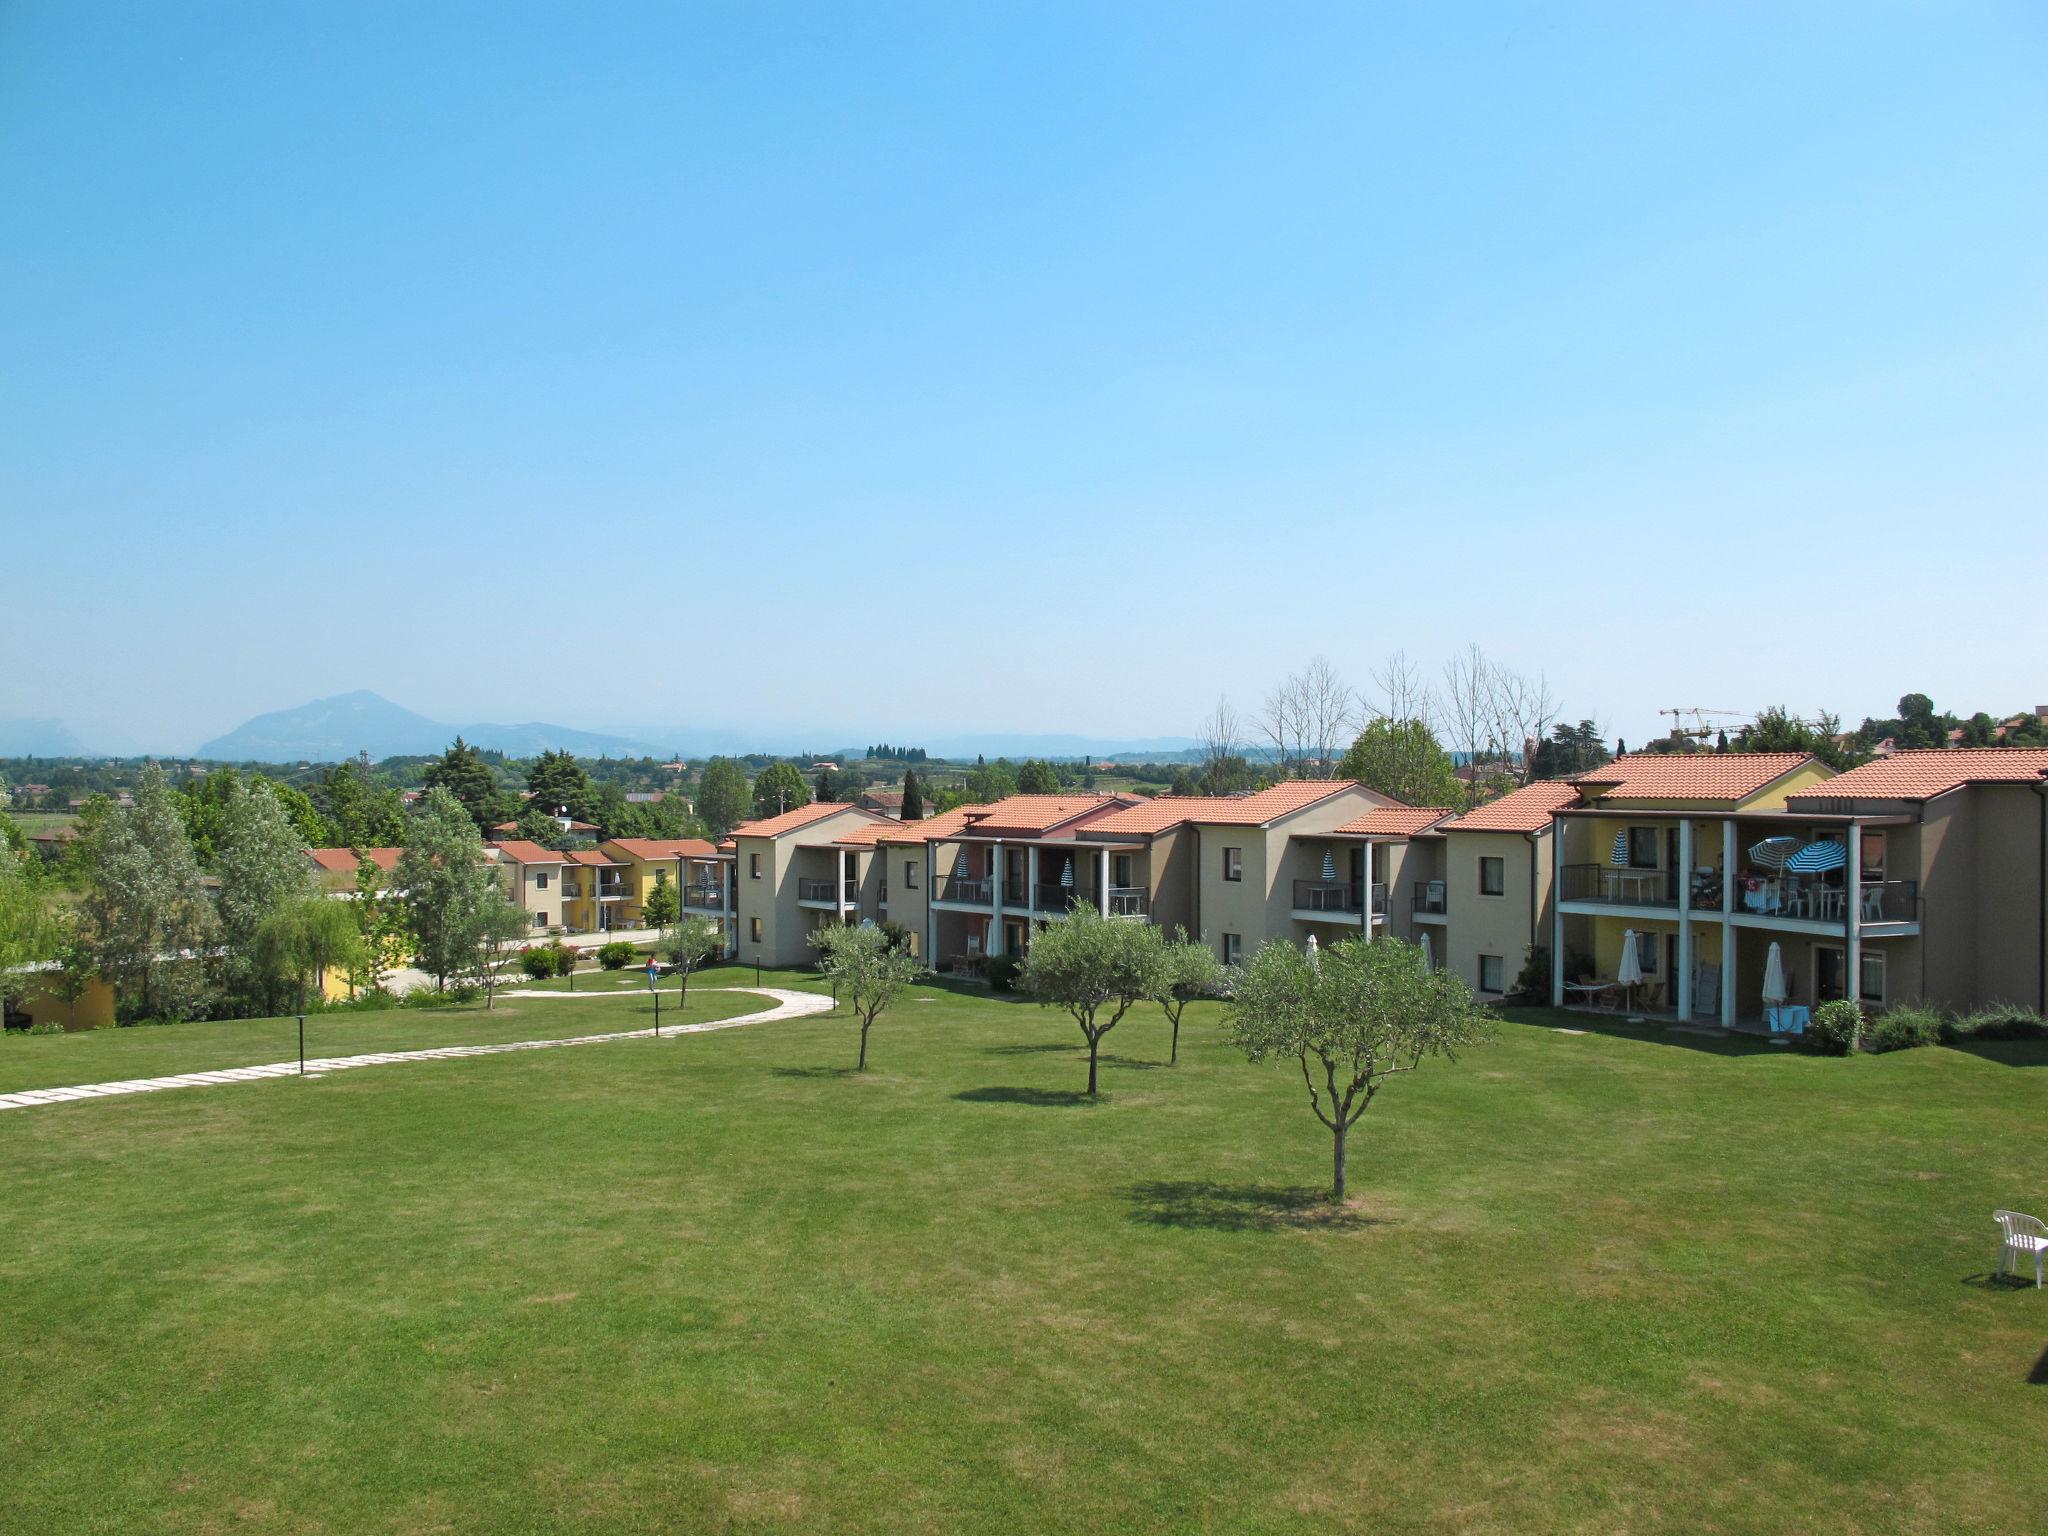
[[4, 4, 2044, 755]]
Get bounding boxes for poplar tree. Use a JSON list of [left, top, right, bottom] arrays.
[[82, 762, 217, 1020]]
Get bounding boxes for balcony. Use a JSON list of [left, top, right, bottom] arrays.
[[1033, 883, 1094, 913], [595, 881, 629, 901], [1561, 864, 1677, 907], [1292, 880, 1386, 916], [1004, 878, 1028, 907], [1733, 874, 1919, 925], [934, 875, 991, 906], [799, 878, 857, 905], [683, 883, 725, 910], [1411, 882, 1446, 915], [1106, 886, 1150, 918]]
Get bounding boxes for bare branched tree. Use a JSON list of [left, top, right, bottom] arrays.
[[1367, 649, 1437, 727], [1257, 657, 1357, 779], [1440, 646, 1563, 801], [1198, 696, 1243, 789]]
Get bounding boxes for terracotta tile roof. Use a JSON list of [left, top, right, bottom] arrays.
[[831, 821, 909, 848], [1784, 748, 2048, 802], [1086, 781, 1359, 836], [490, 817, 597, 833], [729, 802, 876, 839], [563, 849, 624, 867], [955, 793, 1132, 837], [307, 847, 403, 873], [605, 837, 720, 862], [1575, 753, 1819, 803], [1332, 806, 1455, 838], [489, 840, 565, 865], [875, 805, 988, 844], [1439, 781, 1581, 833]]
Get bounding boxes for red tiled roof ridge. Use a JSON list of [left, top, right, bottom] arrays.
[[1439, 781, 1581, 833], [729, 801, 884, 839]]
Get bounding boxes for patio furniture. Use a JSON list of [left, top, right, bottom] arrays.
[[1565, 981, 1617, 1010], [1862, 886, 1886, 921], [1765, 1004, 1809, 1036], [1606, 869, 1664, 903], [1994, 1211, 2048, 1287]]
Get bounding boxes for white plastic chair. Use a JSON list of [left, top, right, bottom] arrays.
[[1994, 1211, 2047, 1287]]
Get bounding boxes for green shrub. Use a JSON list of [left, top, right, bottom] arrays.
[[332, 987, 400, 1012], [27, 1020, 67, 1036], [400, 988, 464, 1010], [548, 943, 577, 977], [985, 953, 1024, 993], [1940, 1003, 2048, 1043], [1509, 945, 1550, 1000], [1865, 1004, 1940, 1054], [519, 948, 557, 980], [1802, 999, 1863, 1056], [597, 941, 637, 971]]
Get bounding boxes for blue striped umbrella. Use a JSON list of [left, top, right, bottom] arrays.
[[1060, 857, 1074, 888], [1749, 836, 1800, 869], [1321, 849, 1336, 881], [1611, 831, 1629, 866], [1786, 839, 1847, 873], [954, 848, 968, 878]]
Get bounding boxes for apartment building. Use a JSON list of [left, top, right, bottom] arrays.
[[730, 802, 899, 967], [305, 847, 402, 891], [1429, 782, 1576, 999]]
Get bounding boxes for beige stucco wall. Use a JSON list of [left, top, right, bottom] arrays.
[[1445, 828, 1549, 997], [735, 808, 889, 968], [1189, 785, 1389, 963]]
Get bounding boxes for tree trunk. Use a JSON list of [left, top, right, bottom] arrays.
[[1332, 1122, 1348, 1203], [858, 1021, 870, 1071], [1087, 1032, 1100, 1095], [1170, 1016, 1180, 1066]]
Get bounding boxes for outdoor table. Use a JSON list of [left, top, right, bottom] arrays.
[[1566, 982, 1617, 1010], [1604, 869, 1665, 903]]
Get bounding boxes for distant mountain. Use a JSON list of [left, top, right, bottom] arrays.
[[0, 717, 88, 757], [196, 691, 672, 763], [911, 733, 1202, 762]]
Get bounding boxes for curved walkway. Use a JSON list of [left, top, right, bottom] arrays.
[[0, 988, 832, 1114]]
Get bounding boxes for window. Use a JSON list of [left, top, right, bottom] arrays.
[[749, 853, 762, 879], [1478, 954, 1505, 994], [535, 871, 549, 890], [532, 912, 547, 929], [1479, 856, 1505, 896], [1627, 828, 1659, 867], [1112, 853, 1133, 887], [1222, 933, 1242, 964], [1859, 831, 1886, 882], [905, 858, 919, 891], [1859, 949, 1885, 1004], [1223, 847, 1243, 882], [1636, 931, 1659, 974], [750, 916, 763, 942]]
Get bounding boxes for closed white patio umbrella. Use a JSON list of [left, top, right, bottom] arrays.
[[1305, 933, 1320, 968], [1617, 928, 1644, 1020], [1762, 941, 1789, 1044], [1418, 931, 1432, 969]]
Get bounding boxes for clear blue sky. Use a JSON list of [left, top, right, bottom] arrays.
[[3, 2, 2043, 754]]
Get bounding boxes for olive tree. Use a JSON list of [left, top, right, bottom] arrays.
[[1224, 935, 1489, 1202], [1020, 905, 1168, 1095], [664, 916, 723, 1005], [810, 922, 924, 1070], [465, 891, 533, 1008], [1154, 927, 1225, 1065]]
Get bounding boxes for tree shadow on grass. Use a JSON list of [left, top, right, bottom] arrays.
[[1123, 1180, 1390, 1233], [982, 1042, 1076, 1057], [2030, 1345, 2048, 1385], [953, 1086, 1098, 1108], [771, 1065, 860, 1080]]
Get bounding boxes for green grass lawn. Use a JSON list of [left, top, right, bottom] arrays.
[[2, 982, 2043, 1534], [0, 987, 761, 1094]]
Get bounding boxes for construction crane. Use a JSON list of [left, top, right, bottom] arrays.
[[1659, 707, 1746, 744]]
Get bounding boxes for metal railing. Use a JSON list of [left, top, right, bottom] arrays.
[[934, 875, 991, 905], [798, 878, 856, 903], [1411, 882, 1446, 914], [1106, 886, 1149, 918], [1033, 883, 1093, 912], [1730, 874, 1920, 924], [682, 883, 725, 910], [595, 881, 629, 900], [1561, 864, 1677, 906], [1293, 879, 1363, 913], [1003, 879, 1028, 906]]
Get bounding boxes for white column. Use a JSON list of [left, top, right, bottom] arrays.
[[1676, 819, 1694, 1020], [1027, 845, 1040, 915], [923, 840, 936, 964], [1845, 823, 1862, 1011], [989, 840, 1005, 956], [1551, 817, 1566, 1007], [1721, 923, 1737, 1029], [1098, 848, 1110, 915]]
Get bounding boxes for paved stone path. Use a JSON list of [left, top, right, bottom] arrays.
[[0, 988, 832, 1114]]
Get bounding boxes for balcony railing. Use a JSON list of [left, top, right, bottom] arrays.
[[683, 883, 725, 910], [1106, 886, 1149, 918], [1003, 878, 1028, 906], [595, 882, 629, 900], [560, 883, 583, 900], [1732, 874, 1920, 924], [1561, 864, 1677, 906], [1411, 882, 1446, 915], [798, 878, 856, 904], [1862, 879, 1919, 922], [934, 875, 991, 905], [1033, 883, 1095, 912], [1293, 879, 1386, 915]]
